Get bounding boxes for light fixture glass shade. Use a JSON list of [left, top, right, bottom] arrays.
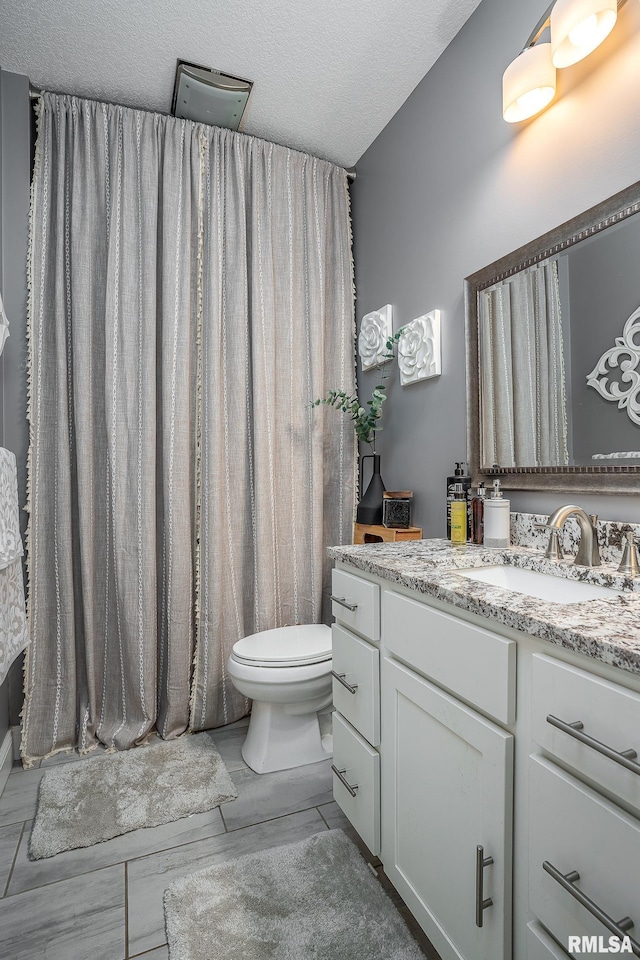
[[551, 0, 617, 67], [503, 43, 557, 123]]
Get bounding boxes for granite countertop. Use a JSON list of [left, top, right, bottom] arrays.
[[328, 538, 640, 676]]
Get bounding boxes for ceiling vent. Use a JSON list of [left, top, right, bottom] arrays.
[[171, 61, 252, 131]]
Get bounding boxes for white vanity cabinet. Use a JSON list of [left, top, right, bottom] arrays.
[[330, 559, 640, 960]]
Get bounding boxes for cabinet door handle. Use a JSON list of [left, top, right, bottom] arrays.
[[331, 595, 358, 612], [543, 861, 640, 956], [475, 845, 494, 927], [331, 670, 359, 694], [331, 765, 359, 797], [546, 714, 640, 775]]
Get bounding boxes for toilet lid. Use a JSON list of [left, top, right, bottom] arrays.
[[231, 624, 332, 667]]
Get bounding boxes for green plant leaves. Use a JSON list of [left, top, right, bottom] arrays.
[[312, 326, 405, 451]]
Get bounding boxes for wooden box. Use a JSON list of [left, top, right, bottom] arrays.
[[353, 523, 423, 544]]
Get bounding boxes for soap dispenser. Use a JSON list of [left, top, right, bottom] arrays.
[[446, 461, 471, 539], [450, 483, 468, 544], [483, 479, 510, 548], [471, 482, 486, 545]]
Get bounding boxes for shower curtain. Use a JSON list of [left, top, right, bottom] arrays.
[[21, 93, 356, 763], [478, 259, 569, 468]]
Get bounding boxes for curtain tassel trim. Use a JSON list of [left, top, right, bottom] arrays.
[[20, 95, 45, 767], [188, 127, 207, 730]]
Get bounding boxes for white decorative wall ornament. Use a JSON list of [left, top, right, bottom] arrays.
[[0, 292, 9, 357], [586, 305, 640, 426], [358, 304, 393, 370], [398, 310, 441, 386]]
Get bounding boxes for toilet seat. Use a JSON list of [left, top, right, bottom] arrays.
[[231, 623, 331, 668]]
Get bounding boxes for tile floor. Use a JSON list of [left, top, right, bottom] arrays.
[[0, 717, 438, 960]]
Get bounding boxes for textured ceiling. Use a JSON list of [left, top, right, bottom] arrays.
[[0, 0, 482, 168]]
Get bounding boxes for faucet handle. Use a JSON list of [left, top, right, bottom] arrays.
[[618, 529, 640, 577], [535, 523, 563, 560], [588, 514, 601, 567], [544, 528, 564, 562]]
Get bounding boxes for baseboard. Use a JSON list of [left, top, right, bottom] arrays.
[[0, 729, 13, 799]]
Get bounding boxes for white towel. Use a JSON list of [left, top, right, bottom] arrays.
[[0, 291, 9, 357], [592, 451, 640, 459], [0, 448, 27, 684], [0, 449, 22, 569], [0, 556, 28, 685]]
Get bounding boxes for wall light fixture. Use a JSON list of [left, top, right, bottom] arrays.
[[503, 0, 627, 122]]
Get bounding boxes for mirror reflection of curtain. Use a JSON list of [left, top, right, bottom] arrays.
[[478, 259, 569, 468]]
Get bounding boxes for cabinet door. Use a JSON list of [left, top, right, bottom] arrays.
[[332, 624, 380, 746], [529, 755, 640, 958], [332, 712, 380, 856], [531, 654, 640, 817], [331, 568, 380, 641], [384, 591, 516, 724], [381, 657, 513, 960]]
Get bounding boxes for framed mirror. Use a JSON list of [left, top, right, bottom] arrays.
[[465, 179, 640, 493]]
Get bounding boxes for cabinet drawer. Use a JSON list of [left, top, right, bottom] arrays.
[[331, 568, 380, 642], [383, 591, 516, 724], [527, 922, 569, 959], [332, 712, 380, 856], [332, 624, 380, 746], [529, 755, 640, 958], [532, 654, 640, 816]]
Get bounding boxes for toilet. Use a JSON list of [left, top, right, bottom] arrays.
[[227, 623, 333, 774]]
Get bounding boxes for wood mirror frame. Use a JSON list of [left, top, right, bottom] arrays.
[[464, 179, 640, 494]]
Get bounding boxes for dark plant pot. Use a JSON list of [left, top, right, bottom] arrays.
[[356, 454, 386, 525]]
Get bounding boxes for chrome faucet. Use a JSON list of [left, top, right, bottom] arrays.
[[543, 505, 601, 567]]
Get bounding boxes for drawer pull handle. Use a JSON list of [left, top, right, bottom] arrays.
[[475, 844, 494, 928], [331, 670, 359, 695], [331, 765, 359, 797], [543, 861, 640, 956], [331, 595, 358, 612], [546, 715, 640, 775]]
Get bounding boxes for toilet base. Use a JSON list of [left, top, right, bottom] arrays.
[[241, 700, 332, 774]]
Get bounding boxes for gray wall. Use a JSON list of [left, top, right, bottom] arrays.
[[0, 69, 31, 741], [351, 0, 640, 535], [565, 216, 640, 462]]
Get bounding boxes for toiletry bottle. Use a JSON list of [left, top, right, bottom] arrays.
[[450, 483, 467, 544], [446, 461, 471, 539], [483, 479, 510, 548], [471, 482, 485, 545]]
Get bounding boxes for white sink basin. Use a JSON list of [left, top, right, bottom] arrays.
[[456, 565, 623, 604]]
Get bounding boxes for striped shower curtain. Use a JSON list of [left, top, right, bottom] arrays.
[[478, 259, 569, 468], [21, 93, 355, 764]]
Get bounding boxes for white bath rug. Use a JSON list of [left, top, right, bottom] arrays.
[[163, 829, 425, 959], [29, 733, 237, 859]]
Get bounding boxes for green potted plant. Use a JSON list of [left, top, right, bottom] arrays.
[[313, 329, 403, 523]]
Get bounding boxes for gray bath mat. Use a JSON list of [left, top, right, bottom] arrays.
[[163, 829, 424, 960], [29, 733, 237, 859]]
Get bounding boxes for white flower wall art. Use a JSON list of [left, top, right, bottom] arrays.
[[586, 305, 640, 426], [398, 310, 441, 386], [358, 304, 393, 370]]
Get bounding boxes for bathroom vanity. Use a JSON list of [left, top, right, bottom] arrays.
[[328, 532, 640, 960]]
